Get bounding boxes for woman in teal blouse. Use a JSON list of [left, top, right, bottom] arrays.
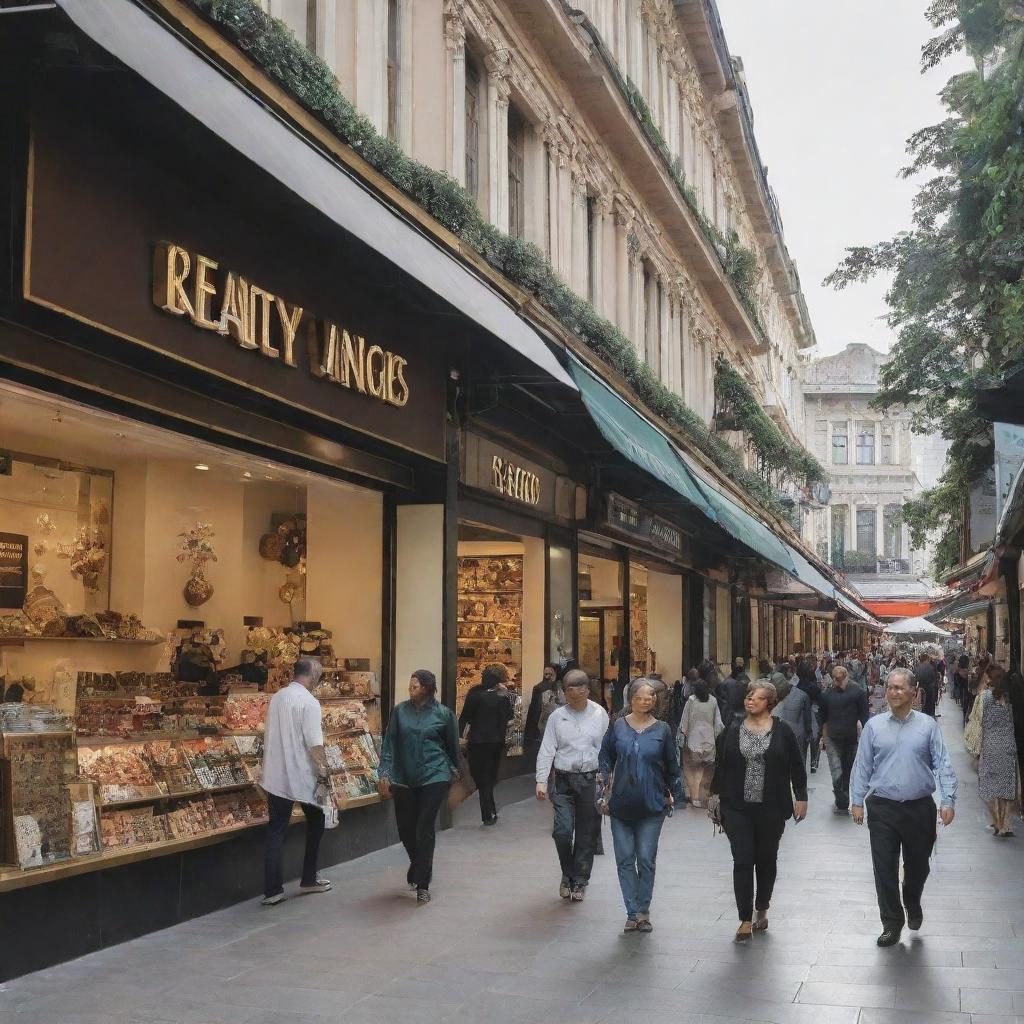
[[378, 669, 460, 902]]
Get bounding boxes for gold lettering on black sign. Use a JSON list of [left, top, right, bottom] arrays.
[[153, 242, 409, 408], [491, 456, 541, 506]]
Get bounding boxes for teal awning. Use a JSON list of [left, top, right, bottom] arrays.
[[787, 545, 838, 601], [675, 449, 796, 574], [568, 357, 717, 520]]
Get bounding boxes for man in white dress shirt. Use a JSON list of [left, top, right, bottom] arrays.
[[261, 658, 332, 906], [535, 668, 609, 901]]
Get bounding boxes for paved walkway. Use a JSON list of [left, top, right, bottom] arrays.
[[3, 693, 1023, 1024]]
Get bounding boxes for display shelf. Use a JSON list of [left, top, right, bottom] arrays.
[[0, 819, 270, 893], [100, 779, 257, 808], [318, 696, 377, 704], [0, 730, 75, 739], [77, 733, 210, 746], [0, 636, 165, 646]]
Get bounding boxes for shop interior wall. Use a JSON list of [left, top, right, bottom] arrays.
[[0, 415, 384, 706], [646, 570, 682, 684], [305, 482, 382, 681], [395, 505, 443, 707], [580, 553, 622, 607]]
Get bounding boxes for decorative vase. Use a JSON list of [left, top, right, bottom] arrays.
[[184, 571, 214, 607]]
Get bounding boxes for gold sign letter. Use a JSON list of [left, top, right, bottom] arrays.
[[154, 243, 195, 319], [275, 298, 303, 368], [192, 253, 220, 330]]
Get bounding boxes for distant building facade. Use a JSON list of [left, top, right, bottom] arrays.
[[801, 344, 947, 610]]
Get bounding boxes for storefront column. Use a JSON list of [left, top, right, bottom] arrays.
[[444, 8, 466, 185], [394, 504, 445, 704], [615, 204, 632, 334], [485, 51, 511, 231], [570, 174, 589, 297], [659, 278, 672, 385]]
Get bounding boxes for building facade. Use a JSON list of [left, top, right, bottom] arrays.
[[258, 0, 814, 445], [802, 343, 949, 616]]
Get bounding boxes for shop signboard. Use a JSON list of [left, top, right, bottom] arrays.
[[461, 434, 559, 517], [0, 533, 28, 610], [603, 493, 683, 557], [968, 467, 997, 555], [23, 86, 446, 463]]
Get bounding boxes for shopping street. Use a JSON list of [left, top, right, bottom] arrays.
[[2, 694, 1021, 1024]]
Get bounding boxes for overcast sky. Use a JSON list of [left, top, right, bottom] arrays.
[[715, 1, 968, 356]]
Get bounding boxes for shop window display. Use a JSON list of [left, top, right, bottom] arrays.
[[0, 383, 385, 879]]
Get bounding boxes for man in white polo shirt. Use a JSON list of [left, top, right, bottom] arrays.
[[535, 668, 609, 902], [261, 658, 332, 906]]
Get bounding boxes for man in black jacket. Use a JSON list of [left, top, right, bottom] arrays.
[[459, 664, 514, 825], [524, 664, 561, 754], [795, 658, 822, 771], [915, 653, 939, 718], [818, 665, 869, 814]]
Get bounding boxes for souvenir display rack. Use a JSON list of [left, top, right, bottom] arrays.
[[0, 665, 382, 883], [455, 556, 523, 716]]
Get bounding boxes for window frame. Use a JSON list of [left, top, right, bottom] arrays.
[[507, 104, 526, 239], [464, 57, 482, 202]]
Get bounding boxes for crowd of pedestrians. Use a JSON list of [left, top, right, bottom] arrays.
[[254, 639, 1024, 948]]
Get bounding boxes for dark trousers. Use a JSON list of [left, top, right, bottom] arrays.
[[550, 770, 601, 885], [866, 794, 936, 929], [825, 735, 859, 810], [264, 792, 326, 898], [467, 741, 504, 822], [721, 804, 787, 921], [392, 781, 449, 890]]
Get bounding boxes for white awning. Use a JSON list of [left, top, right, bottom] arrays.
[[56, 0, 576, 392]]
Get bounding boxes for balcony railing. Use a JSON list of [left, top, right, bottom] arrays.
[[832, 555, 911, 575]]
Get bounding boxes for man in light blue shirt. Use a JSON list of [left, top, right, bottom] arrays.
[[850, 667, 957, 947]]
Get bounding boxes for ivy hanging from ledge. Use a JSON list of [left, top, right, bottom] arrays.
[[715, 358, 828, 487], [187, 0, 797, 517]]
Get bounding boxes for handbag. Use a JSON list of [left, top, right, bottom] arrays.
[[964, 691, 984, 758], [706, 793, 723, 834], [446, 747, 477, 811]]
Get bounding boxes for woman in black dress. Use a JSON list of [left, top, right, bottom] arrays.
[[710, 680, 807, 943]]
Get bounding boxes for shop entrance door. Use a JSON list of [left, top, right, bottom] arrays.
[[578, 608, 624, 710]]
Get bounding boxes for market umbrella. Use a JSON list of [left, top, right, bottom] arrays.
[[883, 616, 951, 638]]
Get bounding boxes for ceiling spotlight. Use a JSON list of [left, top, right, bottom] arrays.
[[194, 463, 210, 471]]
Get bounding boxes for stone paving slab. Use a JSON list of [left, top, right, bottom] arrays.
[[1, 694, 1021, 1024]]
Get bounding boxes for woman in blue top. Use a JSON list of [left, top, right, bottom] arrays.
[[598, 678, 684, 932]]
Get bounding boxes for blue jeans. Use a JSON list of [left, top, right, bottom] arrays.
[[610, 813, 665, 918]]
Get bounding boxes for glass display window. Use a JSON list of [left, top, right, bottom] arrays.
[[0, 380, 387, 876]]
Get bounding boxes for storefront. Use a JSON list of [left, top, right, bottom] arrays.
[[0, 3, 575, 978], [456, 431, 583, 772]]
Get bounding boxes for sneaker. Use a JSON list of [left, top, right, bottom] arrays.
[[833, 806, 849, 815], [877, 928, 901, 947], [559, 878, 572, 900], [810, 766, 817, 773], [299, 878, 332, 894], [416, 889, 431, 903], [636, 917, 653, 933], [261, 892, 286, 907], [623, 917, 638, 932], [570, 884, 586, 902]]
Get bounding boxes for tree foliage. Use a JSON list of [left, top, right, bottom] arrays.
[[826, 0, 1024, 573]]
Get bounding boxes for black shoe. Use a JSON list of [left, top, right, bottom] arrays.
[[810, 766, 817, 773], [877, 928, 901, 947], [416, 889, 431, 903], [483, 816, 497, 826], [570, 884, 585, 902], [907, 909, 923, 931]]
